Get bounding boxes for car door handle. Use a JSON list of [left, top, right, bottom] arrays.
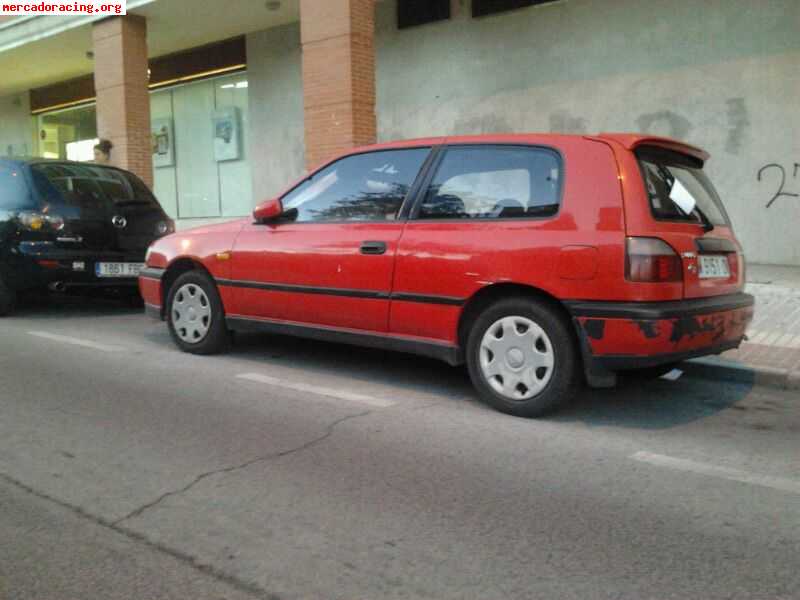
[[360, 241, 387, 255]]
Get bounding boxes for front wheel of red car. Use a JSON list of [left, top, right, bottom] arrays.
[[466, 298, 580, 418], [166, 270, 231, 355]]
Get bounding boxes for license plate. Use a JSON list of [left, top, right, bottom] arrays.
[[95, 263, 145, 278], [699, 255, 731, 279]]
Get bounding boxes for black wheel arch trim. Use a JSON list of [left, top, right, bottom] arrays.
[[145, 302, 163, 320]]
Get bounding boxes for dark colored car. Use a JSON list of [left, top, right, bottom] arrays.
[[140, 134, 754, 418], [0, 158, 174, 316]]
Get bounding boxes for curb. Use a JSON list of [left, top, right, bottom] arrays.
[[682, 358, 799, 391]]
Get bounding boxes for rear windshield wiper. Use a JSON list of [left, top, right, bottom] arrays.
[[694, 206, 715, 233]]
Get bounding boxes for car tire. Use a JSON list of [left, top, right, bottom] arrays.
[[466, 297, 579, 418], [166, 270, 230, 355], [0, 276, 16, 317]]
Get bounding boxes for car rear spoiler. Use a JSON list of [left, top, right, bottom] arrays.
[[590, 133, 710, 163]]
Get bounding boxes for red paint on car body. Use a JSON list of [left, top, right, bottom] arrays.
[[140, 133, 754, 381]]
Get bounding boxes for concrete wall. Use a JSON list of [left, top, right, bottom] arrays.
[[375, 0, 800, 266], [240, 0, 800, 265], [246, 23, 306, 202], [0, 91, 32, 157]]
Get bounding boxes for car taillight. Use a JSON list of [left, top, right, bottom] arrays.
[[626, 237, 683, 283], [17, 211, 64, 232]]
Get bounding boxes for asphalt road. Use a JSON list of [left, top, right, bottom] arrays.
[[1, 295, 798, 600]]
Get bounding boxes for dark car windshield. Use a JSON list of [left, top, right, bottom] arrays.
[[636, 148, 729, 227], [31, 163, 161, 211], [0, 163, 33, 210]]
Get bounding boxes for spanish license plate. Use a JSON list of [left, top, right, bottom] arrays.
[[699, 255, 731, 279], [95, 262, 145, 278]]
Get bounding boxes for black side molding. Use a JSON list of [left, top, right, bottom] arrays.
[[226, 316, 464, 366], [215, 277, 466, 306], [216, 279, 390, 300], [391, 292, 465, 306], [565, 293, 754, 321]]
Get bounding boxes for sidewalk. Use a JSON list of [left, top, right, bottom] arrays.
[[685, 264, 800, 389]]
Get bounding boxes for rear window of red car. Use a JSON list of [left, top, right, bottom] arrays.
[[636, 147, 730, 227]]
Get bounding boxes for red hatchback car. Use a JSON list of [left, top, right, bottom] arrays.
[[140, 134, 754, 417]]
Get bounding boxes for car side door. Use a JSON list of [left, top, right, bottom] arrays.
[[390, 144, 566, 344], [229, 147, 431, 332]]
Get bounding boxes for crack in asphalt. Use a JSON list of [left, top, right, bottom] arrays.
[[113, 410, 372, 526], [0, 471, 269, 599], [0, 410, 371, 600]]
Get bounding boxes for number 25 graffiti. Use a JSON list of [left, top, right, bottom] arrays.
[[757, 163, 800, 209]]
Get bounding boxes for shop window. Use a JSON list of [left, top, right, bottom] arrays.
[[37, 104, 97, 160], [472, 0, 558, 18], [150, 73, 252, 221], [398, 0, 450, 29]]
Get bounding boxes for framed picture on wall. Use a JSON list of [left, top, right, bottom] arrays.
[[151, 118, 175, 168], [212, 107, 241, 162]]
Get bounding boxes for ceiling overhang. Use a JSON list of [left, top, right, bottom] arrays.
[[0, 0, 155, 53], [0, 0, 300, 98]]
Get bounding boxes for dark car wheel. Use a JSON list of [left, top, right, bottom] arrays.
[[166, 270, 230, 355], [466, 298, 579, 418], [0, 276, 16, 317]]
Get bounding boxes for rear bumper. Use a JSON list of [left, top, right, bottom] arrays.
[[4, 244, 147, 290], [566, 293, 755, 373]]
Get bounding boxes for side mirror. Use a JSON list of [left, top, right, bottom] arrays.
[[253, 197, 283, 223]]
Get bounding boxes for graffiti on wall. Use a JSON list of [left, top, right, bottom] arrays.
[[636, 110, 692, 141], [757, 163, 800, 209]]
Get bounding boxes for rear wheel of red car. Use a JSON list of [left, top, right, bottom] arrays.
[[0, 276, 16, 317], [166, 270, 230, 355], [466, 298, 579, 418]]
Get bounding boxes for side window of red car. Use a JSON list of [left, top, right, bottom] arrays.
[[282, 148, 430, 223], [416, 146, 561, 220]]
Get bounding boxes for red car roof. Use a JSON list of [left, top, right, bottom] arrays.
[[322, 133, 710, 172]]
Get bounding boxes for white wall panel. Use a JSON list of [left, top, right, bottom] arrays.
[[172, 80, 220, 219], [150, 89, 178, 218]]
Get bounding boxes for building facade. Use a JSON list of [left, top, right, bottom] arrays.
[[0, 0, 798, 265]]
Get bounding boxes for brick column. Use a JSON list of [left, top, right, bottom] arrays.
[[92, 15, 153, 188], [300, 0, 376, 168]]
